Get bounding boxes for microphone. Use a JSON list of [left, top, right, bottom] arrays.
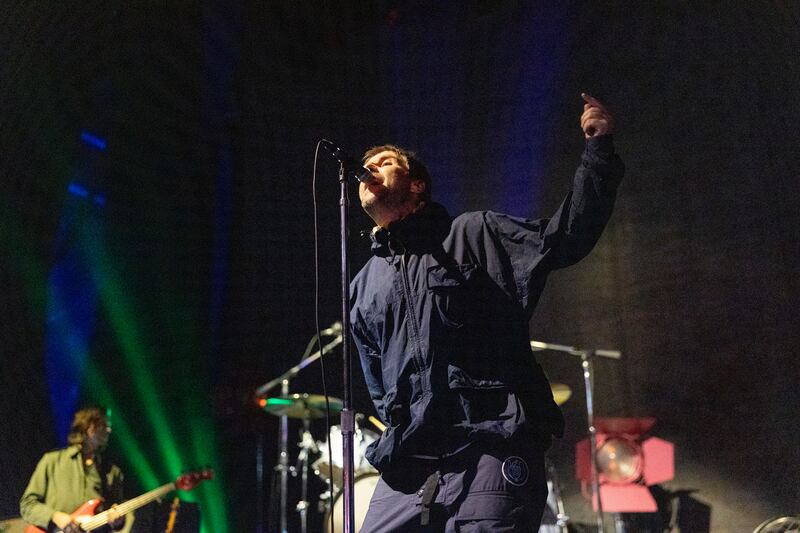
[[320, 140, 377, 184]]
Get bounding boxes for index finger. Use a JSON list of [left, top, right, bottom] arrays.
[[581, 92, 607, 110]]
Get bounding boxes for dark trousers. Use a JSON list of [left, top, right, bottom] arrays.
[[360, 444, 548, 532]]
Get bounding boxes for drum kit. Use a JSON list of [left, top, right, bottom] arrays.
[[260, 393, 382, 533], [253, 329, 622, 532], [260, 386, 572, 533]]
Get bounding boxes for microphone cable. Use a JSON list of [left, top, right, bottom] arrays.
[[312, 139, 337, 533]]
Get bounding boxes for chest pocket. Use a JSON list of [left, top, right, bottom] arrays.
[[426, 263, 479, 329]]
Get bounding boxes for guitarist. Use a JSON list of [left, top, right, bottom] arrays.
[[20, 406, 126, 532]]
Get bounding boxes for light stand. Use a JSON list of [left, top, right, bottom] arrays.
[[530, 340, 621, 533], [582, 350, 604, 533]]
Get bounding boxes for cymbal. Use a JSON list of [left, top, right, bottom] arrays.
[[550, 383, 572, 406], [262, 393, 343, 419]]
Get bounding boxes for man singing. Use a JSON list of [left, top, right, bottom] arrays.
[[350, 94, 623, 531]]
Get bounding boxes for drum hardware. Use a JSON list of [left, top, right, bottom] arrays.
[[530, 339, 622, 533], [254, 324, 344, 533], [313, 419, 379, 490], [262, 393, 344, 419], [367, 415, 386, 433], [538, 458, 570, 533], [261, 395, 344, 533], [550, 383, 572, 406], [752, 515, 800, 533], [324, 473, 380, 533], [294, 415, 321, 533]]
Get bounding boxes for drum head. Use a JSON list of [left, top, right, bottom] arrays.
[[314, 424, 379, 488], [324, 473, 380, 533]]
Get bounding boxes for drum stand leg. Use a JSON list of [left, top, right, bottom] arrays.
[[278, 380, 290, 533], [296, 416, 316, 533], [545, 458, 570, 532], [613, 513, 626, 533]]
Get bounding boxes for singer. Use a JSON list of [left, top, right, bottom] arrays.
[[349, 94, 623, 531]]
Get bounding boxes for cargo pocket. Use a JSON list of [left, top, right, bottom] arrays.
[[449, 365, 518, 435], [426, 263, 479, 329], [455, 491, 525, 532]]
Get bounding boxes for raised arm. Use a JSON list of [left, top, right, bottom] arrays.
[[540, 93, 624, 268]]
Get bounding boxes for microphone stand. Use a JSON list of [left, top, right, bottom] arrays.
[[338, 163, 356, 533], [530, 340, 621, 533], [309, 141, 369, 533]]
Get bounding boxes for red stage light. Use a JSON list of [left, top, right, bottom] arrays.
[[576, 417, 674, 513]]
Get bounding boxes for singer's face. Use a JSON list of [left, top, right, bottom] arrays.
[[359, 150, 419, 222]]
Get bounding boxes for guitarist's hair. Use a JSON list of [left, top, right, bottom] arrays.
[[67, 405, 108, 445]]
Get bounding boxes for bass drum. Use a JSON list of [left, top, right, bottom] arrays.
[[314, 423, 378, 489], [324, 473, 380, 533]]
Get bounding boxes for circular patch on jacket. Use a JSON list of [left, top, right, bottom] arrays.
[[501, 456, 529, 486]]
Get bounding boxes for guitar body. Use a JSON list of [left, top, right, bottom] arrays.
[[23, 469, 212, 533], [23, 498, 103, 533]]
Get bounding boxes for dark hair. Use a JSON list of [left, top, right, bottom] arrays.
[[362, 144, 432, 202], [67, 406, 108, 445]]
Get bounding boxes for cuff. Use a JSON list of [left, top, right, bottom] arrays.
[[585, 134, 615, 157]]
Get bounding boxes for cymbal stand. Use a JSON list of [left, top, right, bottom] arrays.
[[255, 333, 343, 533], [296, 416, 318, 533], [530, 340, 621, 533], [254, 332, 343, 398], [279, 380, 290, 533], [544, 457, 569, 532]]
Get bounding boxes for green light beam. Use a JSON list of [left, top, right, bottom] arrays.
[[79, 224, 185, 478]]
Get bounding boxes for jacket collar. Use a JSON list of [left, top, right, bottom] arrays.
[[369, 202, 452, 258]]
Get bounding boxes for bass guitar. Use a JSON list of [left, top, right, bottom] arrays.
[[24, 469, 213, 533]]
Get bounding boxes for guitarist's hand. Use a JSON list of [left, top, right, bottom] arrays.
[[52, 511, 79, 532], [107, 504, 125, 531]]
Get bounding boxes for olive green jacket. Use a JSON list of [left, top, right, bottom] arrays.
[[20, 445, 123, 530]]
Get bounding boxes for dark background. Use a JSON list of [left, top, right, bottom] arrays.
[[2, 2, 798, 532]]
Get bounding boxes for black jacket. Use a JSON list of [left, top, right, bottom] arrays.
[[350, 135, 624, 472]]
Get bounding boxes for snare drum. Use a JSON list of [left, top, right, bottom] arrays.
[[313, 423, 379, 488], [324, 472, 380, 533]]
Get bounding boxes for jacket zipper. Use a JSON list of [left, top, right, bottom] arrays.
[[400, 253, 428, 388]]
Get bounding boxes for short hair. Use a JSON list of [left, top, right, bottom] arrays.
[[67, 406, 108, 445], [362, 144, 432, 202]]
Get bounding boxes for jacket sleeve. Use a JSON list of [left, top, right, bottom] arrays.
[[20, 455, 58, 529], [541, 134, 623, 268], [483, 135, 623, 312], [351, 308, 387, 424]]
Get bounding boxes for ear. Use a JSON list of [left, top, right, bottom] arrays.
[[410, 179, 426, 195]]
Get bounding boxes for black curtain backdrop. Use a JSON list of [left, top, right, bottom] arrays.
[[2, 2, 798, 532]]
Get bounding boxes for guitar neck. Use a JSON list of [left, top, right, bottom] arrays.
[[80, 483, 176, 531]]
